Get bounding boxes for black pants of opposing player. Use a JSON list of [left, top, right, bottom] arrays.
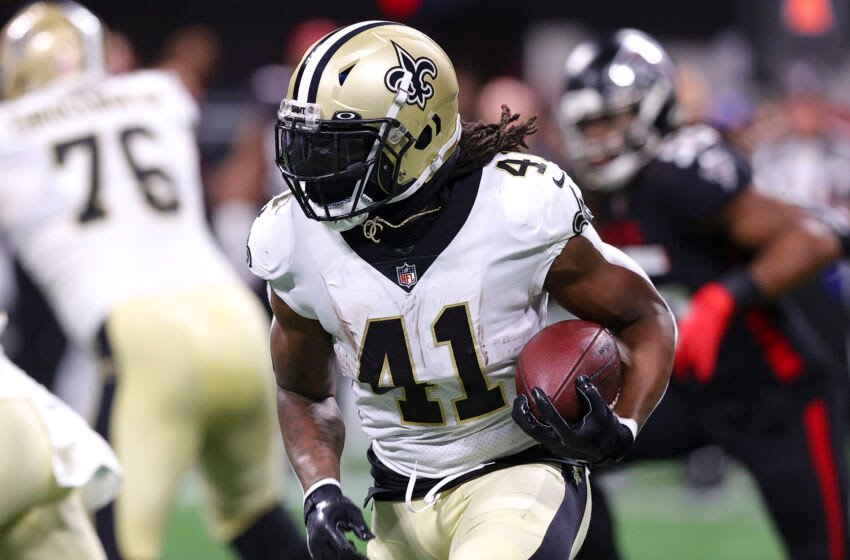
[[231, 505, 310, 560], [576, 384, 850, 560]]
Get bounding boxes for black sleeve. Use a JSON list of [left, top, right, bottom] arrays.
[[650, 139, 752, 228]]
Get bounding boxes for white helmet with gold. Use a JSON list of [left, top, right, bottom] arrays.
[[275, 21, 461, 228], [0, 1, 105, 100]]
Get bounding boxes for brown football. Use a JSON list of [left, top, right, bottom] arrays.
[[516, 320, 622, 422]]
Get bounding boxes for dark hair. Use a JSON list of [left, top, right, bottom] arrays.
[[452, 105, 538, 177]]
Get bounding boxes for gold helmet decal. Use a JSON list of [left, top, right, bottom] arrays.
[[384, 42, 437, 110], [275, 21, 461, 226], [0, 1, 105, 100]]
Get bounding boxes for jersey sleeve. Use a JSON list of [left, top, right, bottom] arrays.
[[487, 153, 597, 295], [531, 172, 600, 293], [246, 194, 318, 318], [653, 127, 752, 226], [246, 199, 293, 281]]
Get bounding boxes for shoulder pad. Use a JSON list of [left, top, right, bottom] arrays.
[[485, 152, 591, 242], [656, 125, 745, 192], [247, 192, 296, 282], [657, 125, 722, 162]]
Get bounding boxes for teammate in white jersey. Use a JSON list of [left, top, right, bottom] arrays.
[[0, 3, 307, 559], [247, 21, 677, 560], [0, 311, 121, 560]]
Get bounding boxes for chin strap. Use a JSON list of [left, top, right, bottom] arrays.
[[321, 211, 368, 232]]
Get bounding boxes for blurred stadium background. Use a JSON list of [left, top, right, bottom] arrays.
[[1, 0, 847, 558]]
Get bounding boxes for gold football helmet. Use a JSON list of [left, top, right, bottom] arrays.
[[0, 1, 105, 100], [275, 21, 461, 227]]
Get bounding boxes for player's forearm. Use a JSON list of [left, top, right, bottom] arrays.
[[277, 386, 346, 492], [612, 302, 676, 429], [747, 218, 841, 299]]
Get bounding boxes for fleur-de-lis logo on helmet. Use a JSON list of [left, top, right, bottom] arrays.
[[384, 41, 438, 110]]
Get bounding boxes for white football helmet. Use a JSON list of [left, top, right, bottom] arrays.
[[0, 1, 105, 100], [274, 21, 461, 228]]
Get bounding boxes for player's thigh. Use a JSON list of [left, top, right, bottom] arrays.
[[109, 381, 200, 558], [105, 300, 204, 557], [200, 400, 282, 541], [0, 399, 57, 527], [369, 464, 591, 560], [450, 463, 591, 560], [1, 490, 105, 560], [196, 286, 282, 540], [728, 396, 848, 560], [368, 499, 447, 560]]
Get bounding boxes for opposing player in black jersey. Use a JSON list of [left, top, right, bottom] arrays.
[[558, 29, 850, 560]]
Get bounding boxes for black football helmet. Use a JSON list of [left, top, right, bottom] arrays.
[[558, 29, 681, 191]]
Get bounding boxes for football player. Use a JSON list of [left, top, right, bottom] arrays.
[[247, 21, 676, 560], [0, 3, 308, 559], [0, 310, 121, 560], [557, 29, 850, 560]]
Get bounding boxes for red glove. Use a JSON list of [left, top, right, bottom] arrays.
[[674, 271, 761, 383]]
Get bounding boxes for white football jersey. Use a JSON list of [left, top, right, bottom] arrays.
[[249, 152, 604, 479], [0, 71, 237, 348]]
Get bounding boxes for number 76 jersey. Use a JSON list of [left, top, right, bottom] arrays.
[[249, 153, 597, 479], [0, 70, 235, 349]]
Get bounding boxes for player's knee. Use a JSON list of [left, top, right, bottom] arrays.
[[210, 487, 282, 543]]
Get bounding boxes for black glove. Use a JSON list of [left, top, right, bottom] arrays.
[[512, 375, 635, 465], [303, 484, 374, 560]]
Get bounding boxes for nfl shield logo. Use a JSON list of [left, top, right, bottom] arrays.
[[396, 263, 418, 288]]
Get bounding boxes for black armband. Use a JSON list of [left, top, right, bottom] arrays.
[[718, 268, 763, 307]]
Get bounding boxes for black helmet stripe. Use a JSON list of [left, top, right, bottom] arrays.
[[290, 32, 336, 102], [293, 20, 395, 103]]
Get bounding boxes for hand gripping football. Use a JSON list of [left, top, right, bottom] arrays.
[[516, 320, 622, 422]]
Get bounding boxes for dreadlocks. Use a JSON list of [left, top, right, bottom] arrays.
[[452, 105, 539, 178]]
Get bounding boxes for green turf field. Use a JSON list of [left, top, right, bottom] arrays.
[[161, 450, 786, 560]]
